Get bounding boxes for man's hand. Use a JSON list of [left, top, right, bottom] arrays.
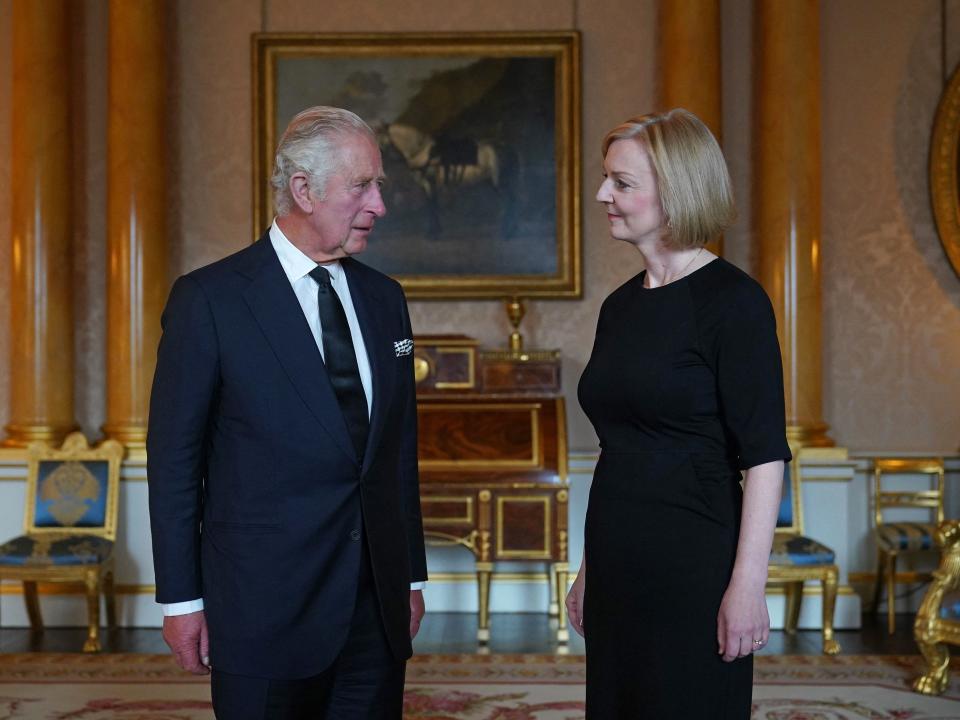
[[162, 610, 210, 674], [409, 589, 425, 639]]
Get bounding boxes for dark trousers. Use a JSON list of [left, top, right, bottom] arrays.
[[211, 543, 405, 720]]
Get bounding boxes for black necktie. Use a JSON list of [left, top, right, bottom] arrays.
[[309, 266, 369, 461]]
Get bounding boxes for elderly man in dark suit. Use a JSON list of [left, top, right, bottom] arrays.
[[147, 106, 427, 719]]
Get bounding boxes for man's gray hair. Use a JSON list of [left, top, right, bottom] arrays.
[[270, 106, 376, 216]]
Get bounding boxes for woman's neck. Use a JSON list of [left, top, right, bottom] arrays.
[[636, 241, 708, 288]]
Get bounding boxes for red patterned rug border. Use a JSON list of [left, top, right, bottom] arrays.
[[1, 653, 958, 688]]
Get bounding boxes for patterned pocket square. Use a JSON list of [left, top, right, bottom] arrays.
[[394, 338, 414, 357]]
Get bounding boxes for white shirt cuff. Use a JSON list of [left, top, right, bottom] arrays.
[[410, 581, 426, 591], [162, 598, 205, 616]]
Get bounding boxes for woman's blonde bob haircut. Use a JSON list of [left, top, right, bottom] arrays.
[[602, 108, 735, 249]]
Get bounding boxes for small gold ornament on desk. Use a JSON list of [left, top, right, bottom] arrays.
[[480, 297, 560, 392], [506, 296, 526, 357]]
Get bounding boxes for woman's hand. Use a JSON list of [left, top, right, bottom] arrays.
[[717, 575, 769, 662], [565, 568, 586, 638], [718, 460, 782, 661]]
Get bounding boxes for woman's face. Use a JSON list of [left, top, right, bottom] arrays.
[[596, 138, 664, 246]]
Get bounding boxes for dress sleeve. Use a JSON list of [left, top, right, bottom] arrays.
[[715, 288, 792, 470]]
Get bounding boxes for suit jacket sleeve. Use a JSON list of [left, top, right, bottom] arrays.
[[147, 274, 220, 604], [398, 292, 428, 583]]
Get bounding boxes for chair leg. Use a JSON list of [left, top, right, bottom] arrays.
[[886, 552, 897, 634], [821, 567, 841, 655], [913, 637, 951, 695], [784, 581, 803, 634], [22, 581, 43, 633], [103, 569, 117, 628], [83, 570, 102, 653], [872, 547, 885, 613], [548, 562, 559, 618]]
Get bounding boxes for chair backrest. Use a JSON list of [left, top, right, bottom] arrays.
[[24, 432, 125, 541], [873, 457, 945, 528], [775, 442, 804, 537]]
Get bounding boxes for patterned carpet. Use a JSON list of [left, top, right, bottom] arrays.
[[1, 653, 959, 718]]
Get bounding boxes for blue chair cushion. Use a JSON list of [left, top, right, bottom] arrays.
[[0, 535, 113, 566], [777, 463, 796, 528], [770, 534, 836, 565], [941, 600, 960, 620], [876, 523, 935, 552]]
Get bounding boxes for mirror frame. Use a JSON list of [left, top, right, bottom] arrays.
[[931, 64, 960, 279]]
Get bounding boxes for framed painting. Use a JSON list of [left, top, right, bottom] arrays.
[[252, 32, 581, 298], [931, 60, 960, 280]]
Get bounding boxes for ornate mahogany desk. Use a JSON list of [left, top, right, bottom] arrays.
[[414, 336, 570, 643]]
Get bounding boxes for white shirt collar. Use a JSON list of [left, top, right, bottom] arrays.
[[269, 220, 343, 284]]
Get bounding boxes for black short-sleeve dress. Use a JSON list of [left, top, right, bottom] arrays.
[[577, 257, 791, 718]]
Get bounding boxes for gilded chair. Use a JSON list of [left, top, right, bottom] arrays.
[[0, 432, 124, 652], [766, 445, 841, 654], [871, 457, 945, 634], [912, 519, 960, 696]]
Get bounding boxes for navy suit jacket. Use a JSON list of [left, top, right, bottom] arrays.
[[147, 235, 427, 679]]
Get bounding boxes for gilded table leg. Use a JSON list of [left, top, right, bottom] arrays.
[[476, 562, 492, 644], [23, 581, 43, 632], [548, 563, 559, 618], [83, 570, 102, 653], [784, 581, 802, 634], [555, 563, 569, 644], [821, 566, 841, 655]]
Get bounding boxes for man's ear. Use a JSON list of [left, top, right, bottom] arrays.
[[289, 172, 314, 213]]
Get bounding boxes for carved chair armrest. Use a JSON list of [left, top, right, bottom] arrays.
[[935, 520, 960, 549]]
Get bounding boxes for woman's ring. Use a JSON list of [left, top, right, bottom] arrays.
[[753, 639, 764, 646]]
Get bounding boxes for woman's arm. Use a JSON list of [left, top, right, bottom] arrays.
[[717, 459, 783, 662]]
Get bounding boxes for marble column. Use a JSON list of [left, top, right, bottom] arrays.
[[103, 0, 168, 448], [658, 0, 722, 255], [755, 0, 831, 446], [3, 0, 76, 447]]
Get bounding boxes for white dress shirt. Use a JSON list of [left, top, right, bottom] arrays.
[[162, 222, 422, 618]]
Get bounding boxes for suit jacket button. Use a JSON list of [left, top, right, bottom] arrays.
[[350, 529, 361, 541]]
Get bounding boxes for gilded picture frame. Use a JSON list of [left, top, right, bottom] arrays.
[[931, 62, 960, 280], [252, 32, 581, 298]]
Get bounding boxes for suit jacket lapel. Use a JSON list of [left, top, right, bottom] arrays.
[[343, 259, 394, 477], [239, 237, 359, 466]]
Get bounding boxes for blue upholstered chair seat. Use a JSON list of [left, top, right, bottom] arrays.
[[769, 534, 836, 566], [876, 522, 935, 553], [941, 601, 960, 620], [0, 534, 113, 566]]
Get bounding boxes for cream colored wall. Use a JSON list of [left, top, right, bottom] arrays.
[[821, 0, 960, 452], [0, 0, 958, 453]]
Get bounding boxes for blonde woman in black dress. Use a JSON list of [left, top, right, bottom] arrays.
[[566, 109, 789, 718]]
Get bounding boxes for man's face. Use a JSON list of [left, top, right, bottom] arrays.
[[307, 133, 387, 258]]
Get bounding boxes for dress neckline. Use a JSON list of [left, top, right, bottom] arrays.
[[639, 256, 721, 291]]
